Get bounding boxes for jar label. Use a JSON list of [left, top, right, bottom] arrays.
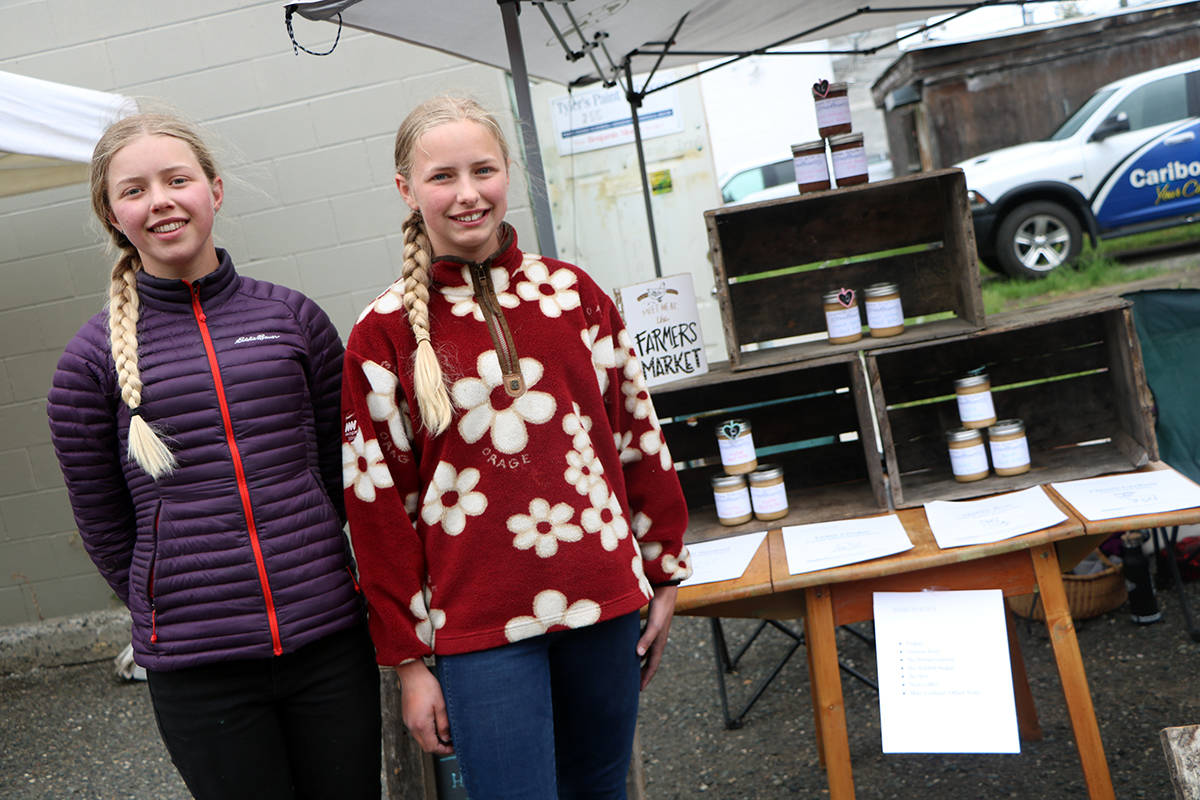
[[824, 305, 862, 339], [714, 486, 752, 519], [989, 435, 1030, 470], [815, 95, 851, 128], [948, 442, 988, 477], [750, 483, 788, 514], [718, 433, 756, 467], [792, 152, 829, 184], [865, 297, 904, 329], [956, 390, 996, 423], [832, 145, 867, 179]]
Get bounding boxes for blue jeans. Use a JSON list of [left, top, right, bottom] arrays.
[[146, 624, 381, 800], [437, 611, 641, 799]]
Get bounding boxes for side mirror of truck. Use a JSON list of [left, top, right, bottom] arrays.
[[1090, 111, 1131, 142]]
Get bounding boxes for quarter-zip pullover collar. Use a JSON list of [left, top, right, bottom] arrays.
[[136, 248, 238, 312], [429, 223, 518, 288]]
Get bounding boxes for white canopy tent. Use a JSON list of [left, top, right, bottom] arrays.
[[0, 70, 135, 198], [285, 0, 1019, 269]]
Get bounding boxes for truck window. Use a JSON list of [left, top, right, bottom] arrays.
[[1110, 73, 1188, 131], [1049, 88, 1116, 140]]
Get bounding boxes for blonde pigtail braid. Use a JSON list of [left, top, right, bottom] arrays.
[[107, 244, 177, 479], [401, 213, 453, 434]]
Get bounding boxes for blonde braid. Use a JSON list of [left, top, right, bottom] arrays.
[[401, 213, 453, 434], [107, 243, 177, 478]]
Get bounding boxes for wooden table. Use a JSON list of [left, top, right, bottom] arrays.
[[676, 500, 1119, 800]]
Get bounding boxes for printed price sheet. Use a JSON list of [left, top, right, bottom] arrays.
[[679, 532, 767, 587], [924, 486, 1068, 549], [781, 515, 912, 575], [1051, 467, 1200, 521], [874, 590, 1020, 753]]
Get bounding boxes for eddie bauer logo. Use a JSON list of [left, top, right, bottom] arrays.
[[1129, 158, 1200, 204], [234, 333, 281, 344]]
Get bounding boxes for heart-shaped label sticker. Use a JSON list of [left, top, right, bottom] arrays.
[[720, 421, 742, 440], [812, 79, 830, 98], [837, 288, 855, 308]]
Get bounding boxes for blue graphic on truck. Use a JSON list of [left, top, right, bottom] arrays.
[[1095, 118, 1200, 230]]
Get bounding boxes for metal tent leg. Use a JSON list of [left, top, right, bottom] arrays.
[[1152, 526, 1200, 642]]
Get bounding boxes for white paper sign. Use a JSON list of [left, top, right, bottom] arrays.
[[874, 590, 1020, 754], [615, 273, 708, 387], [781, 515, 913, 575], [549, 84, 683, 155], [678, 532, 768, 588], [924, 486, 1068, 549], [1051, 467, 1200, 521]]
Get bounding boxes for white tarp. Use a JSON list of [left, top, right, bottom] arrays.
[[287, 0, 989, 89], [0, 70, 135, 197]]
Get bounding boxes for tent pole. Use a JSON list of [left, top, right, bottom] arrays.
[[498, 0, 558, 260], [624, 65, 663, 278]]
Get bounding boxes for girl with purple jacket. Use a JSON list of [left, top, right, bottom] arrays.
[[47, 113, 381, 800]]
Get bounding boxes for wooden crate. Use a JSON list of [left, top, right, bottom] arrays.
[[651, 353, 887, 543], [866, 297, 1158, 508], [705, 169, 985, 371]]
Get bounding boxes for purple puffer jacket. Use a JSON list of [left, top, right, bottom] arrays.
[[47, 250, 363, 671]]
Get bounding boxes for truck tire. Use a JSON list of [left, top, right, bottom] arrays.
[[994, 200, 1083, 279]]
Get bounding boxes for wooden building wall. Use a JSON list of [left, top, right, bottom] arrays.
[[872, 2, 1200, 173]]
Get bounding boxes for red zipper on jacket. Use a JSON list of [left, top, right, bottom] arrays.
[[186, 282, 283, 656]]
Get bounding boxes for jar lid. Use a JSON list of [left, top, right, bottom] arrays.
[[954, 374, 990, 389], [822, 288, 856, 304], [863, 281, 899, 298], [748, 464, 784, 484], [790, 139, 825, 154], [946, 427, 983, 444], [711, 474, 748, 489], [715, 418, 751, 438], [988, 419, 1025, 437], [828, 132, 863, 146]]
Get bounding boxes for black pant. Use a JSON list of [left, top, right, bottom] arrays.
[[146, 624, 381, 800]]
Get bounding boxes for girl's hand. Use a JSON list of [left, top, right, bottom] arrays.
[[637, 584, 678, 690], [395, 660, 454, 755]]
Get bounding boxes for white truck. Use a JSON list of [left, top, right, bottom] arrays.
[[956, 57, 1200, 279]]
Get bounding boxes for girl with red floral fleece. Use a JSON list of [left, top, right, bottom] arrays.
[[342, 95, 691, 797]]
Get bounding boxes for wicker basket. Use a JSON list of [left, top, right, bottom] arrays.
[[1007, 550, 1127, 622]]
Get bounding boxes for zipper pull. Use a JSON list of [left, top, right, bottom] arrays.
[[189, 283, 207, 322], [502, 370, 526, 397]]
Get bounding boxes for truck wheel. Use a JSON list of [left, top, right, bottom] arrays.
[[994, 200, 1082, 279]]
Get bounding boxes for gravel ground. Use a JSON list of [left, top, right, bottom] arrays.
[[2, 576, 1197, 799]]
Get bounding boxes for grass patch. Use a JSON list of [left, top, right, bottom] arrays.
[[981, 224, 1200, 314]]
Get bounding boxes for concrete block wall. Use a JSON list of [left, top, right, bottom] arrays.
[[0, 1, 538, 625]]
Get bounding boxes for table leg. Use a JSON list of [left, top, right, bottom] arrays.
[[1005, 604, 1043, 742], [804, 585, 855, 800], [803, 616, 826, 767], [1029, 543, 1115, 800]]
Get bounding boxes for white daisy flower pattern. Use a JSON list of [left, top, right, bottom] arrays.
[[342, 430, 394, 503], [639, 429, 674, 472], [410, 587, 445, 648], [515, 258, 581, 318], [564, 445, 607, 507], [631, 554, 652, 599], [357, 279, 405, 322], [632, 512, 653, 541], [621, 378, 654, 420], [581, 493, 630, 552], [614, 329, 641, 381], [581, 325, 615, 395], [439, 265, 519, 320], [640, 540, 692, 582], [361, 360, 412, 452], [452, 352, 556, 454], [504, 589, 602, 643], [508, 499, 583, 558], [562, 403, 594, 451], [614, 430, 642, 465], [421, 462, 488, 536]]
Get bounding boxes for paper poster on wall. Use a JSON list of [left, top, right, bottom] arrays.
[[549, 83, 683, 155], [615, 273, 708, 388]]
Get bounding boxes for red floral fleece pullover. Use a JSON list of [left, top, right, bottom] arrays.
[[342, 228, 692, 665]]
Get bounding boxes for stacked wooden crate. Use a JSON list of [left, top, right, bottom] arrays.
[[654, 169, 1157, 531]]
